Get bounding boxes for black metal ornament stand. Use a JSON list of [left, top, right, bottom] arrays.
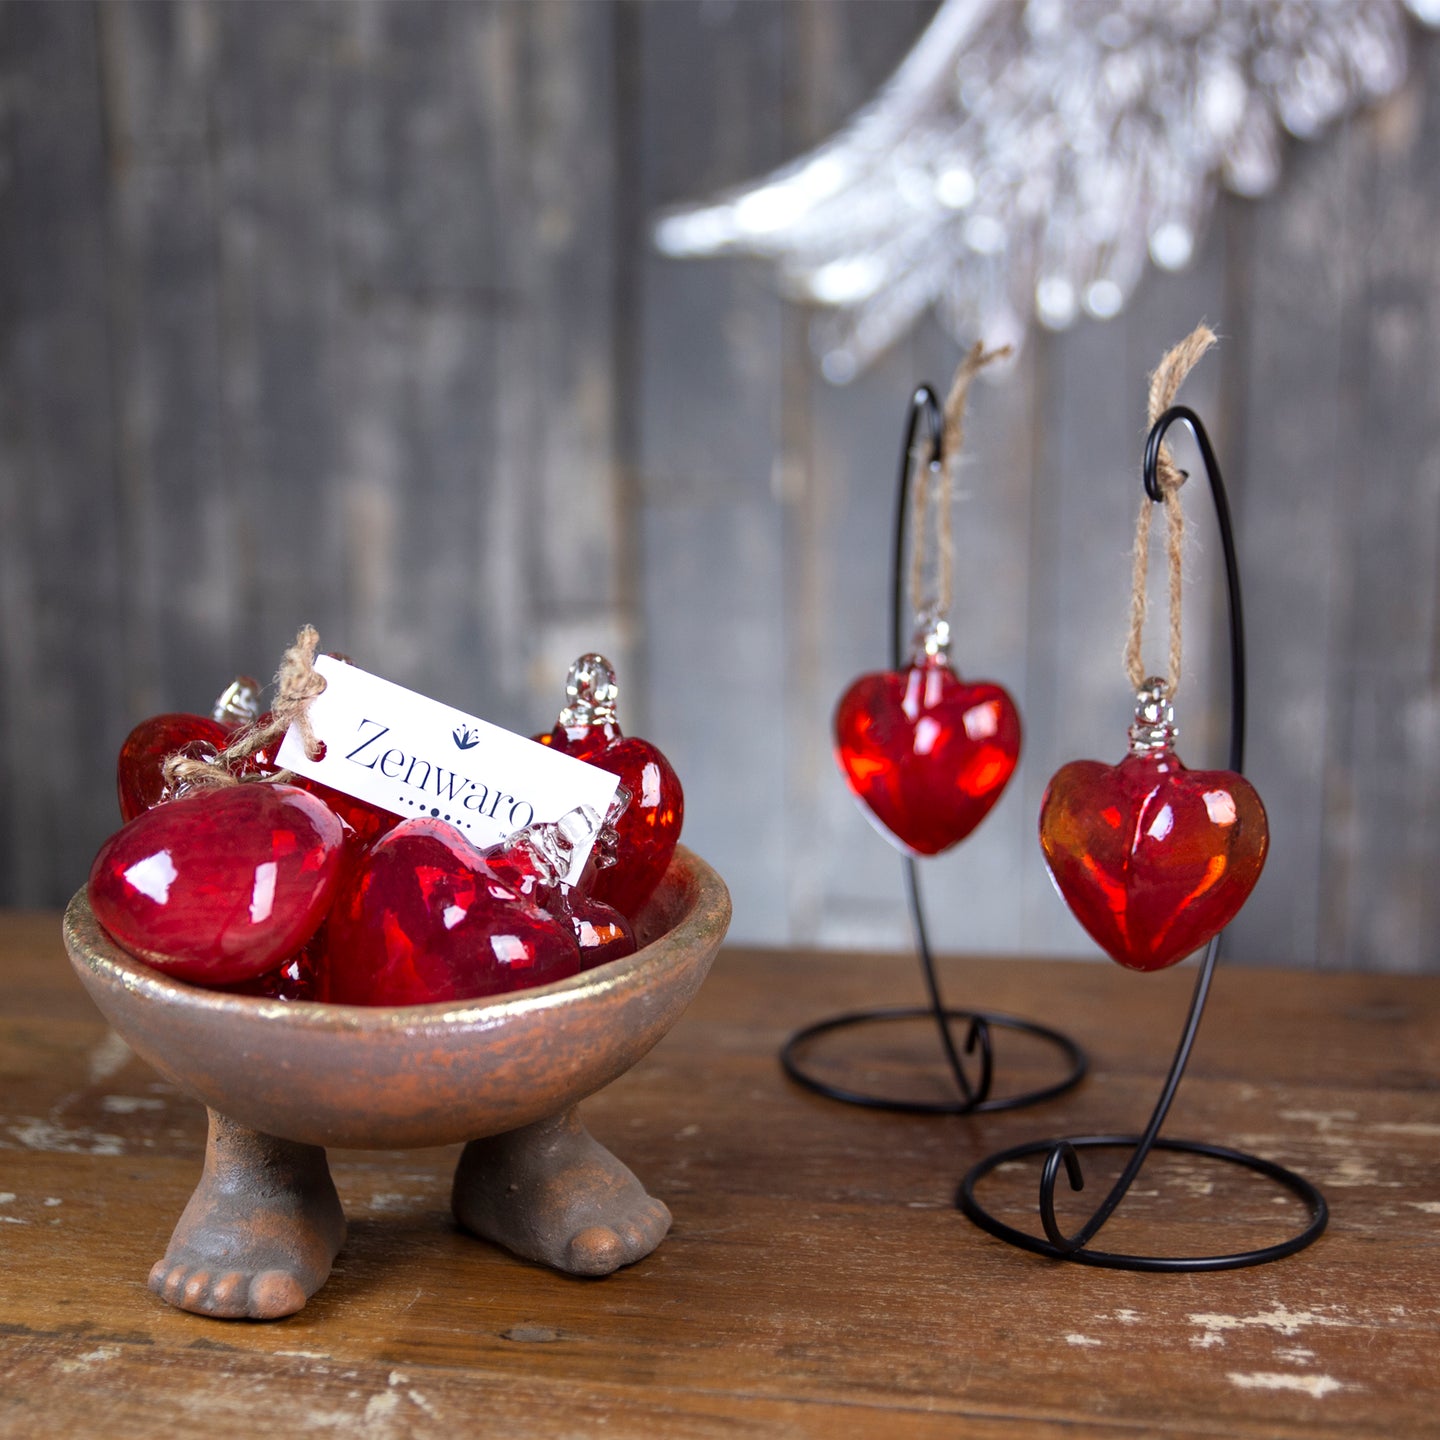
[[781, 385, 1087, 1116], [957, 405, 1329, 1270]]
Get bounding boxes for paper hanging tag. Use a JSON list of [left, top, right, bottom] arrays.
[[276, 655, 619, 880]]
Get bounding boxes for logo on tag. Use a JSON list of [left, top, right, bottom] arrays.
[[276, 656, 619, 878]]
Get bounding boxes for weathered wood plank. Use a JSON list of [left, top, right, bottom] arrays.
[[631, 0, 794, 942], [325, 1, 509, 713], [1, 1, 1438, 977], [4, 913, 1440, 1438], [500, 0, 627, 707], [96, 1, 237, 718], [1326, 42, 1440, 973], [0, 2, 128, 906]]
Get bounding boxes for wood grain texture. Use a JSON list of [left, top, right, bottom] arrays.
[[0, 0, 625, 909], [3, 912, 1439, 1438], [631, 0, 793, 940], [1, 2, 1438, 973], [0, 3, 128, 907]]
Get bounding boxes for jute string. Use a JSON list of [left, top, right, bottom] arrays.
[[1123, 324, 1217, 696], [161, 624, 328, 794], [908, 341, 1012, 621]]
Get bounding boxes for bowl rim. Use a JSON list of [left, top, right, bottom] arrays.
[[63, 843, 732, 1035]]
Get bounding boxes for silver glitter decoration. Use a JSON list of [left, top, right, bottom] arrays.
[[655, 0, 1436, 382]]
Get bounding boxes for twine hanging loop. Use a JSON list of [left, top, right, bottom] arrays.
[[907, 341, 1012, 630], [161, 625, 328, 796], [1123, 324, 1217, 697]]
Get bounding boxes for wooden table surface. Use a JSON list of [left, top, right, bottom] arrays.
[[3, 910, 1438, 1438]]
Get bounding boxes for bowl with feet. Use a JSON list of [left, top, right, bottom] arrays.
[[62, 845, 731, 1320]]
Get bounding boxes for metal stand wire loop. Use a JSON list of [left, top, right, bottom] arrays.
[[781, 384, 1087, 1116], [957, 404, 1329, 1269]]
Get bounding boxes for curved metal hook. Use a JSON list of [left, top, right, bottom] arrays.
[[891, 387, 995, 1111], [1142, 404, 1246, 770], [782, 378, 1087, 1118], [1039, 1142, 1086, 1250], [965, 1011, 995, 1102], [1033, 402, 1247, 1255]]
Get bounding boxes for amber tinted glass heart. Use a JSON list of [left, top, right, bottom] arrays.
[[833, 658, 1022, 855], [1038, 751, 1268, 971], [322, 818, 581, 1005], [88, 784, 346, 984]]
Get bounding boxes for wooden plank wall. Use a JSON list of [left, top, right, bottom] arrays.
[[2, 0, 1437, 974]]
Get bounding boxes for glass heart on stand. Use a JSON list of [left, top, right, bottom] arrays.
[[1038, 680, 1269, 972], [833, 618, 1021, 855]]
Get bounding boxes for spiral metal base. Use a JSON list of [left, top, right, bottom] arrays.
[[953, 405, 1328, 1272], [959, 1134, 1329, 1272], [781, 1005, 1085, 1116], [788, 384, 1086, 1120]]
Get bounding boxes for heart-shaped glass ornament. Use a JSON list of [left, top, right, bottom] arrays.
[[482, 806, 637, 970], [833, 616, 1021, 856], [88, 783, 347, 985], [536, 655, 683, 919], [116, 676, 263, 822], [117, 714, 232, 822], [1038, 680, 1268, 972], [219, 941, 320, 1001], [248, 660, 402, 853], [320, 816, 581, 1006]]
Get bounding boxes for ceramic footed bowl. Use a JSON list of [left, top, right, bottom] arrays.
[[62, 846, 731, 1151]]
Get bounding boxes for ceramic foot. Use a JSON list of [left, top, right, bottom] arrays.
[[452, 1107, 671, 1276], [149, 1110, 346, 1320]]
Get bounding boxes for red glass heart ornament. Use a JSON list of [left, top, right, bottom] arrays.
[[568, 892, 636, 969], [220, 941, 320, 1001], [484, 807, 638, 970], [1038, 683, 1269, 972], [322, 818, 581, 1006], [481, 819, 568, 909], [88, 784, 346, 985], [537, 655, 683, 919], [833, 626, 1021, 856], [116, 677, 264, 821], [117, 714, 232, 822], [580, 737, 683, 917], [249, 677, 401, 852], [293, 775, 399, 852]]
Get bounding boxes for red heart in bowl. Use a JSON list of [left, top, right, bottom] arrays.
[[117, 713, 233, 822], [246, 708, 401, 853], [321, 818, 581, 1005], [540, 729, 684, 919], [833, 656, 1021, 855], [89, 784, 346, 985], [1038, 751, 1268, 972]]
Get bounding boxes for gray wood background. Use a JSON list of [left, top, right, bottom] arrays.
[[3, 0, 1437, 973]]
